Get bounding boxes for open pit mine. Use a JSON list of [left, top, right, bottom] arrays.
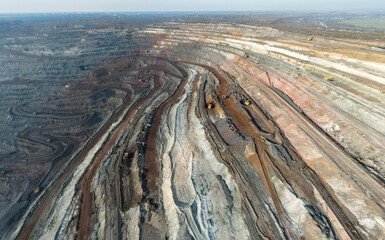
[[1, 13, 385, 240]]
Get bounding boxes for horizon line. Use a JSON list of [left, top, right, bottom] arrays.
[[1, 9, 385, 15]]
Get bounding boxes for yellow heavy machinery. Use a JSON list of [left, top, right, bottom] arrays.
[[324, 76, 334, 81], [34, 187, 40, 194], [207, 102, 215, 109], [307, 37, 314, 41], [242, 99, 251, 106]]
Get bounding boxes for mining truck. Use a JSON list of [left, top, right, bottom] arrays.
[[242, 99, 251, 106], [207, 102, 214, 109], [324, 76, 334, 81]]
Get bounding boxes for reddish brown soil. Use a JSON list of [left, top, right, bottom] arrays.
[[76, 75, 163, 240], [182, 61, 284, 215], [143, 64, 188, 205], [16, 89, 132, 240]]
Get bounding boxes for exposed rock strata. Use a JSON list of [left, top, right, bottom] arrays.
[[1, 17, 385, 240]]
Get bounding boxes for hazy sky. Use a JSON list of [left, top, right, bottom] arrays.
[[0, 0, 383, 13]]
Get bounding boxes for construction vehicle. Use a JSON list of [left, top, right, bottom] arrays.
[[79, 65, 88, 71], [324, 76, 334, 81], [34, 187, 40, 194], [207, 102, 215, 109], [307, 37, 314, 41], [242, 99, 251, 106], [244, 53, 251, 59]]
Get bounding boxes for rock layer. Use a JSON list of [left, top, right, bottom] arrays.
[[1, 15, 385, 240]]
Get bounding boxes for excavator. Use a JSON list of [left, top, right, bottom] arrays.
[[207, 102, 215, 109], [242, 99, 251, 106], [324, 76, 334, 81]]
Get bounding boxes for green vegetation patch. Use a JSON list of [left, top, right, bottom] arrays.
[[340, 18, 385, 30]]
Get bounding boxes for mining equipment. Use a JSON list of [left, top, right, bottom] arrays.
[[207, 102, 215, 109], [242, 99, 251, 106], [324, 76, 334, 81], [307, 37, 314, 41], [34, 187, 40, 194], [79, 65, 89, 71], [244, 53, 251, 59]]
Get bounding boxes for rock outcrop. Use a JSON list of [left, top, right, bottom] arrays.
[[1, 14, 385, 240]]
